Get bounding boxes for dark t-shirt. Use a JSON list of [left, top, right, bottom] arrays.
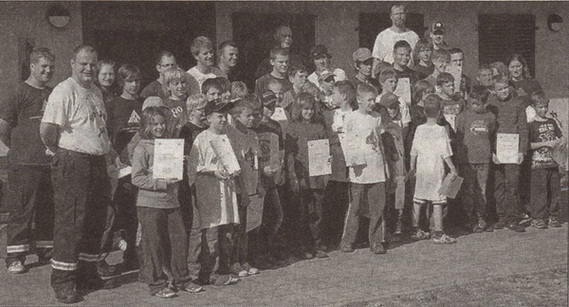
[[140, 80, 167, 99], [352, 77, 380, 93], [107, 96, 143, 153], [455, 108, 496, 164], [253, 119, 284, 188], [179, 122, 206, 156], [393, 65, 423, 85], [163, 98, 187, 138], [529, 118, 562, 170], [0, 82, 52, 166], [412, 63, 434, 78], [255, 74, 292, 97]]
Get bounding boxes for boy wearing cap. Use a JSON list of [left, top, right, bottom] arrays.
[[352, 48, 380, 92], [430, 22, 449, 51], [255, 47, 292, 98], [318, 69, 337, 109], [307, 45, 346, 90]]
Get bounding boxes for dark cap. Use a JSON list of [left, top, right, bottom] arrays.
[[379, 93, 400, 109], [431, 21, 445, 34], [261, 91, 277, 106], [311, 45, 331, 59], [204, 100, 234, 115]]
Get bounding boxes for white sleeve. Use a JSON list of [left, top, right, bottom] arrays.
[[41, 83, 70, 127], [372, 32, 384, 60]]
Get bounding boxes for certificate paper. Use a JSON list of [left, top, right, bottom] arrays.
[[308, 139, 332, 177], [153, 139, 184, 180], [210, 135, 241, 176], [446, 65, 462, 93], [496, 133, 519, 164], [394, 77, 411, 106]]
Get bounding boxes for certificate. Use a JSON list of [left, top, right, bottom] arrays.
[[446, 65, 462, 93], [210, 135, 241, 176], [338, 133, 366, 167], [153, 139, 184, 180], [308, 139, 332, 177], [496, 133, 519, 164], [394, 77, 411, 106], [258, 132, 280, 171]]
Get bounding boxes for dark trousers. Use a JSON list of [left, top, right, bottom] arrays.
[[232, 201, 249, 265], [260, 187, 283, 252], [113, 176, 138, 265], [459, 163, 489, 221], [50, 150, 109, 292], [201, 225, 233, 283], [323, 181, 349, 246], [296, 189, 324, 251], [6, 165, 54, 265], [530, 168, 561, 220], [341, 182, 385, 246], [493, 164, 522, 222], [138, 207, 190, 294]]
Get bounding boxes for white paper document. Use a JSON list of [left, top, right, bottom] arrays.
[[394, 77, 411, 106], [496, 133, 519, 164], [446, 65, 462, 93], [153, 139, 185, 180], [308, 139, 332, 177], [0, 140, 8, 157], [210, 135, 241, 176]]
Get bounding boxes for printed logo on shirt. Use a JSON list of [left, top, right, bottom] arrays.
[[469, 119, 490, 135], [171, 106, 184, 118], [128, 110, 141, 124]]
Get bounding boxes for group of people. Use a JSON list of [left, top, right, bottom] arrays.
[[1, 3, 566, 304]]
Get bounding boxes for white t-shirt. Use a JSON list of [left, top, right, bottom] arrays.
[[187, 66, 225, 91], [307, 68, 347, 90], [372, 28, 420, 67], [344, 111, 388, 184], [42, 77, 111, 155]]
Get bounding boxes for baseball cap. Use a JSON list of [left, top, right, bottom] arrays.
[[431, 21, 445, 34], [311, 45, 331, 59], [204, 100, 234, 115], [142, 96, 165, 110], [352, 48, 373, 63], [261, 91, 277, 106], [318, 69, 336, 82]]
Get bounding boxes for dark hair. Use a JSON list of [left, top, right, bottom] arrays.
[[436, 72, 454, 85], [202, 78, 223, 95], [357, 82, 378, 99], [431, 49, 451, 62], [117, 64, 142, 88], [287, 63, 307, 80], [230, 94, 260, 117], [492, 74, 509, 86], [423, 94, 441, 118], [449, 48, 464, 56], [270, 47, 289, 60], [412, 80, 435, 105], [393, 40, 412, 53], [468, 90, 489, 104], [291, 92, 316, 122], [215, 77, 231, 93], [30, 47, 55, 64], [334, 81, 356, 109], [156, 51, 175, 65], [379, 68, 397, 84], [412, 39, 432, 63], [139, 107, 167, 139], [73, 45, 97, 60], [530, 90, 548, 106], [218, 41, 237, 58], [507, 53, 531, 80]]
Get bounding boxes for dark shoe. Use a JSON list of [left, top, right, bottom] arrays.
[[485, 223, 494, 232], [181, 282, 204, 293], [37, 254, 52, 265], [519, 214, 532, 227], [77, 277, 110, 291], [97, 261, 119, 277], [506, 222, 525, 232], [473, 219, 487, 233], [210, 274, 239, 286], [370, 243, 386, 254], [494, 218, 507, 230], [55, 288, 79, 304], [340, 243, 354, 253]]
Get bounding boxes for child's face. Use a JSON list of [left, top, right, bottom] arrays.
[[123, 78, 141, 96], [430, 32, 444, 45], [534, 102, 549, 118], [477, 69, 493, 87], [221, 91, 231, 103], [388, 106, 399, 119], [493, 82, 510, 101], [205, 87, 222, 102], [313, 55, 330, 72], [470, 99, 486, 114], [271, 55, 289, 75], [235, 107, 255, 128], [98, 64, 115, 88], [331, 87, 344, 108], [356, 59, 373, 77], [320, 77, 335, 94], [432, 58, 448, 74], [267, 83, 284, 104], [419, 48, 432, 63], [301, 106, 315, 121], [207, 112, 227, 132], [381, 77, 398, 93], [290, 71, 308, 89], [157, 56, 176, 76], [393, 47, 411, 67], [252, 107, 263, 127], [168, 79, 187, 99], [189, 106, 207, 126], [195, 47, 214, 67], [450, 52, 464, 67], [440, 81, 455, 97], [508, 60, 524, 80], [150, 115, 166, 138], [357, 92, 376, 113]]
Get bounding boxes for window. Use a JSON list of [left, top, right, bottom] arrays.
[[478, 14, 536, 76]]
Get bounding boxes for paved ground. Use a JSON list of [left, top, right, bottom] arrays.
[[0, 224, 566, 306]]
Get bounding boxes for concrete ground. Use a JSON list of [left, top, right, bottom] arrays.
[[0, 224, 566, 306]]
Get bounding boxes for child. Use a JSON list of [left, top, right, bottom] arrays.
[[340, 83, 388, 255], [216, 77, 232, 103], [230, 81, 248, 101], [202, 78, 223, 103], [178, 94, 208, 281], [486, 75, 528, 232], [255, 47, 292, 97], [423, 49, 450, 87], [352, 48, 380, 92], [377, 69, 411, 129], [392, 40, 422, 83], [187, 36, 225, 91], [132, 107, 203, 298], [449, 48, 472, 98], [409, 94, 458, 244], [318, 69, 336, 109], [281, 63, 308, 113], [471, 65, 494, 97], [226, 96, 262, 277], [528, 92, 566, 228], [412, 39, 434, 78], [286, 93, 329, 259], [187, 100, 240, 286], [321, 81, 355, 247], [436, 72, 466, 132], [307, 44, 347, 90], [163, 67, 190, 138], [455, 91, 496, 232], [96, 60, 117, 112]]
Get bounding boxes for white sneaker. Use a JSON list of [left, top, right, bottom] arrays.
[[8, 261, 25, 274]]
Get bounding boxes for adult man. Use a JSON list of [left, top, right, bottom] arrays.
[[0, 48, 56, 274], [430, 22, 449, 51], [40, 45, 112, 304], [372, 3, 419, 73], [307, 45, 346, 90], [217, 41, 239, 81], [140, 51, 176, 99]]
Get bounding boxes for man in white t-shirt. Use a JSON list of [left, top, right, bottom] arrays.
[[187, 36, 225, 91], [372, 3, 419, 74], [40, 45, 112, 304]]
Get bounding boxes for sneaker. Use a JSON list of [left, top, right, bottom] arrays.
[[531, 219, 548, 229], [230, 263, 248, 278], [411, 228, 430, 241], [55, 288, 79, 304], [549, 216, 562, 228], [153, 287, 176, 298], [370, 243, 386, 254], [485, 223, 494, 232], [210, 274, 239, 286], [519, 214, 532, 227], [37, 254, 52, 265], [314, 250, 329, 258], [505, 222, 525, 232], [340, 243, 354, 253], [241, 263, 259, 276], [473, 219, 487, 233], [432, 232, 457, 244], [7, 260, 25, 274], [181, 282, 204, 293]]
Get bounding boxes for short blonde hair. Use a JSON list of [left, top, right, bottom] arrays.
[[186, 94, 207, 114], [162, 67, 189, 96], [191, 36, 213, 57]]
